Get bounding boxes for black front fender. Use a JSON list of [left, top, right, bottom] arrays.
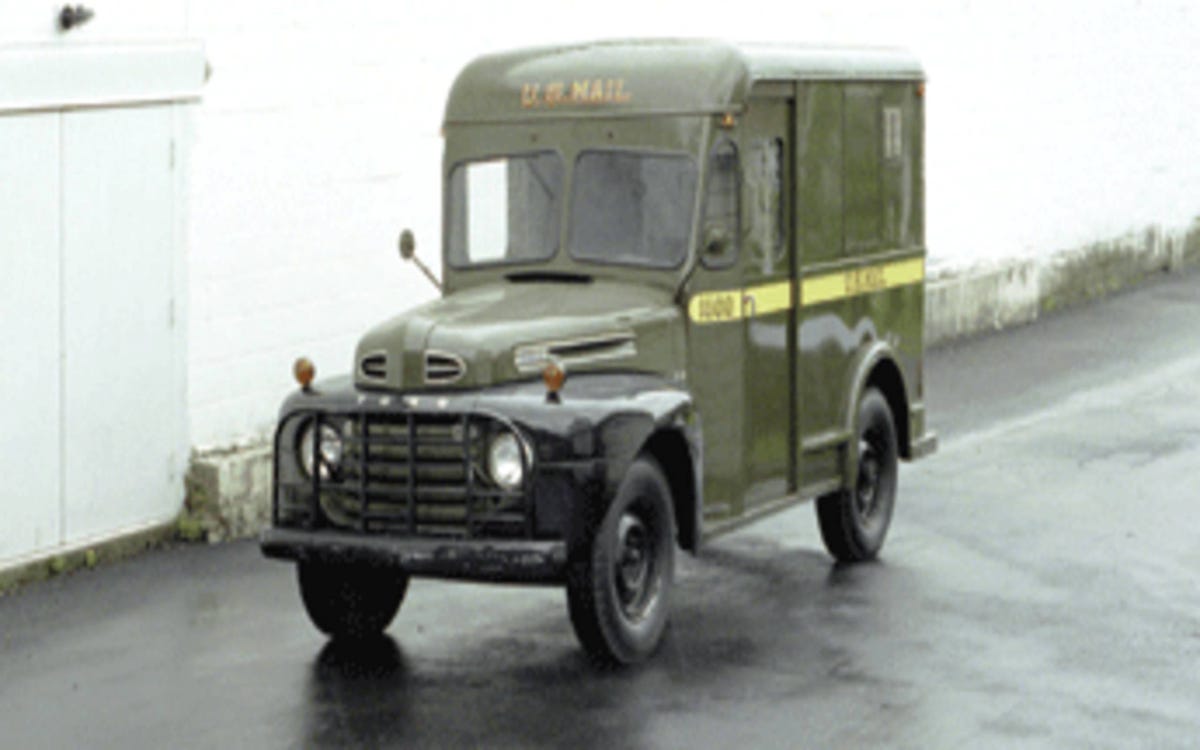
[[475, 373, 701, 551], [273, 372, 701, 556]]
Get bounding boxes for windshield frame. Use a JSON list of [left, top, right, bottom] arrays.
[[440, 115, 712, 295]]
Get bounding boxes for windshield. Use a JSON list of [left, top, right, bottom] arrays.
[[447, 152, 564, 267], [446, 149, 698, 270], [569, 151, 697, 269]]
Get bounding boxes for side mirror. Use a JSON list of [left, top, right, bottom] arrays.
[[396, 228, 442, 292], [398, 228, 416, 260]]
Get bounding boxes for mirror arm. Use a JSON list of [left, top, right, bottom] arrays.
[[398, 228, 442, 293], [410, 254, 443, 292]]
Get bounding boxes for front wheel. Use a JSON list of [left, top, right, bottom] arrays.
[[816, 387, 899, 562], [567, 457, 676, 666], [297, 561, 408, 641]]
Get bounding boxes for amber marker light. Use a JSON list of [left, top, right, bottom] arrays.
[[719, 112, 737, 129], [542, 361, 566, 398], [293, 357, 316, 390]]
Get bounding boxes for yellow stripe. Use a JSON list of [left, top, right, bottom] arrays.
[[687, 257, 924, 324], [688, 280, 792, 324], [801, 257, 925, 307]]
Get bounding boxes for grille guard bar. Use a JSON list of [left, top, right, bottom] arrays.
[[273, 407, 538, 539]]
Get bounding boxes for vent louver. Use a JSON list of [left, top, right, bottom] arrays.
[[425, 350, 466, 385], [359, 352, 388, 380]]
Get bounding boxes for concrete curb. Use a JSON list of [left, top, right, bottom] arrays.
[[179, 443, 272, 543], [4, 217, 1197, 584], [927, 221, 1200, 347], [925, 258, 1040, 347], [0, 520, 177, 597]]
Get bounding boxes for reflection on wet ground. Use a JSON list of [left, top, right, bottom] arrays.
[[287, 536, 937, 749]]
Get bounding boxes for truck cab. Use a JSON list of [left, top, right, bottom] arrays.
[[261, 40, 936, 665]]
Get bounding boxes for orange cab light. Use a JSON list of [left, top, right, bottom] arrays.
[[542, 361, 566, 395], [293, 357, 316, 389]]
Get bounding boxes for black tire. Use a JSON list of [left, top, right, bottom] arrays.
[[297, 562, 408, 641], [566, 457, 676, 666], [816, 387, 899, 562]]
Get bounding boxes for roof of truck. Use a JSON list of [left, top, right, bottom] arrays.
[[444, 39, 923, 125]]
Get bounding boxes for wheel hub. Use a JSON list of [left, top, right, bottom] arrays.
[[856, 438, 881, 519], [615, 512, 652, 610]]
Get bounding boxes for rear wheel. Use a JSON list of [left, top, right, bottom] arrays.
[[567, 457, 676, 666], [297, 562, 408, 641], [817, 387, 899, 562]]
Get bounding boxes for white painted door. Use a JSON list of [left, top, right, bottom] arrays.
[[0, 115, 63, 560], [0, 42, 202, 565], [61, 107, 183, 541]]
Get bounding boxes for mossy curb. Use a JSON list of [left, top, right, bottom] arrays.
[[0, 521, 178, 599], [1039, 227, 1173, 315], [181, 444, 272, 544], [178, 461, 223, 543], [927, 217, 1200, 348]]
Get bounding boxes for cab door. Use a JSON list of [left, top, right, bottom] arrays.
[[738, 95, 795, 508], [685, 93, 795, 525], [685, 134, 747, 524]]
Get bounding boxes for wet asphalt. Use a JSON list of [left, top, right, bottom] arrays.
[[2, 271, 1199, 749]]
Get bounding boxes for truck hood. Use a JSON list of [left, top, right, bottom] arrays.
[[353, 280, 685, 391]]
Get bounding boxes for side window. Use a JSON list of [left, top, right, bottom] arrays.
[[746, 137, 785, 274], [700, 140, 740, 269], [844, 85, 883, 253]]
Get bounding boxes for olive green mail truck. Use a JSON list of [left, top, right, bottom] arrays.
[[261, 40, 937, 665]]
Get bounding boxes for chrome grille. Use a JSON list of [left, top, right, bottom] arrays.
[[287, 412, 530, 539]]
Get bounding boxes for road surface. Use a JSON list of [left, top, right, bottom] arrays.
[[2, 271, 1198, 748]]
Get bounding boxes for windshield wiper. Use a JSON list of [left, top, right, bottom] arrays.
[[505, 270, 594, 284]]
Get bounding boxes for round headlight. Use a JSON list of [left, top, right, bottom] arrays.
[[298, 422, 343, 479], [487, 431, 527, 490]]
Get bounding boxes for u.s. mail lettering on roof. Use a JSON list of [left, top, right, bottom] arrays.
[[520, 78, 632, 109]]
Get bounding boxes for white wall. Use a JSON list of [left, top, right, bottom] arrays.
[[183, 0, 1200, 450], [8, 1, 1196, 451]]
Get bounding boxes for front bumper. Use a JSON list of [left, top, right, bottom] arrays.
[[261, 528, 568, 584]]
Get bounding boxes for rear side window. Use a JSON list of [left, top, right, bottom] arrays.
[[747, 137, 785, 270], [844, 86, 883, 252]]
